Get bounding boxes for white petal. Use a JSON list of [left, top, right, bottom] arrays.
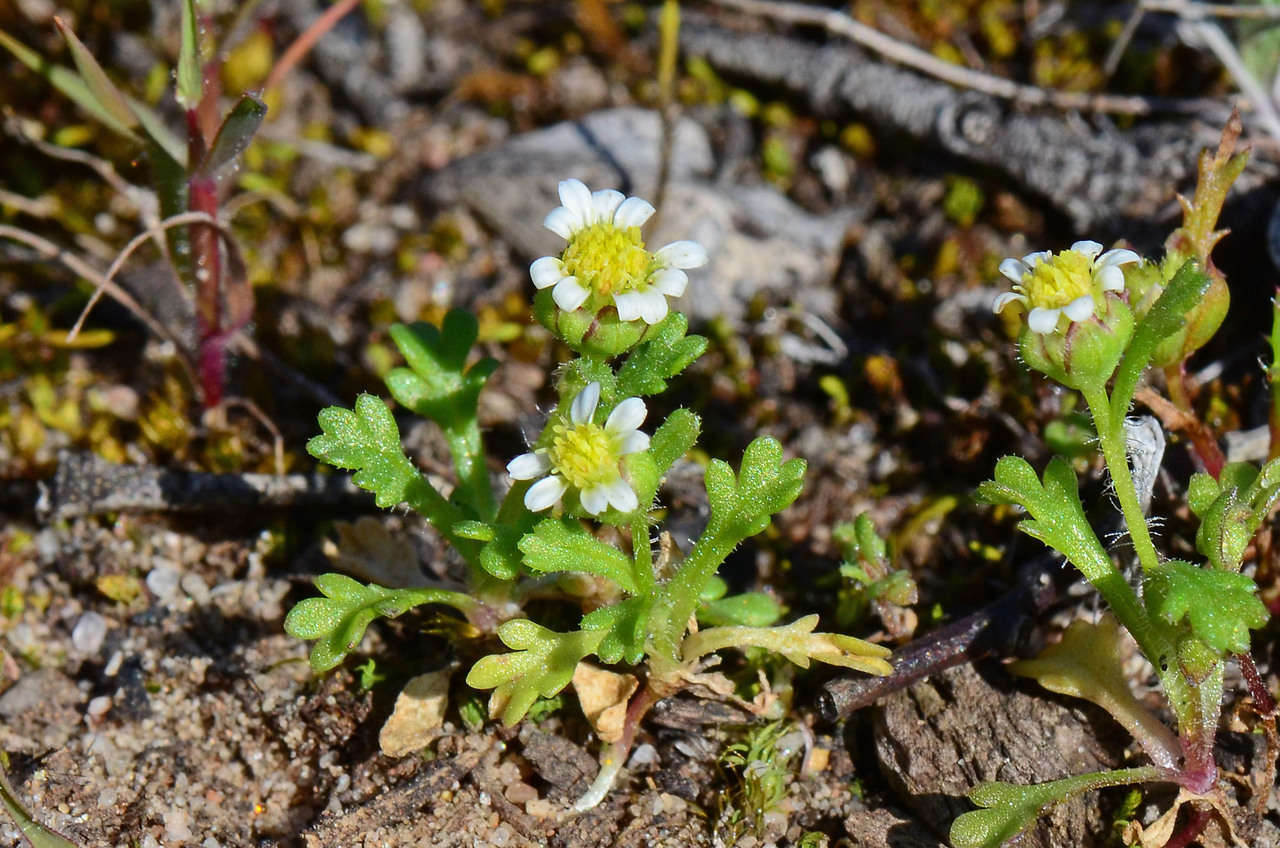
[[544, 207, 576, 240], [998, 258, 1030, 283], [993, 292, 1027, 314], [614, 291, 645, 322], [655, 240, 708, 269], [613, 196, 655, 228], [615, 430, 650, 455], [605, 397, 647, 434], [1096, 264, 1125, 292], [580, 484, 610, 516], [507, 451, 551, 480], [530, 256, 563, 289], [1070, 240, 1103, 260], [1096, 248, 1140, 269], [652, 267, 687, 297], [592, 189, 625, 222], [602, 478, 638, 513], [558, 179, 594, 222], [525, 475, 567, 511], [552, 277, 590, 312], [571, 382, 601, 425], [1020, 250, 1052, 268], [1063, 294, 1096, 322], [1027, 306, 1062, 334], [637, 290, 669, 324]]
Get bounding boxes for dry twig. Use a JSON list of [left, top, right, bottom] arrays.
[[707, 0, 1217, 116]]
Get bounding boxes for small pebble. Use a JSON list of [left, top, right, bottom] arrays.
[[71, 612, 107, 655], [103, 651, 123, 677], [628, 743, 659, 767], [85, 694, 112, 724], [164, 808, 193, 842], [504, 782, 537, 805], [180, 573, 210, 605], [146, 566, 181, 602], [525, 798, 554, 818]]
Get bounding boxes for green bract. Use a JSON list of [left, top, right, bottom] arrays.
[[286, 181, 892, 809]]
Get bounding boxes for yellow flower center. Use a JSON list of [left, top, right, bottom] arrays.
[[1018, 250, 1094, 310], [560, 222, 651, 296], [547, 422, 618, 489]]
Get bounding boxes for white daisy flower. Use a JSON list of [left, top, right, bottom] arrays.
[[994, 240, 1140, 334], [506, 382, 650, 516], [529, 178, 708, 325]]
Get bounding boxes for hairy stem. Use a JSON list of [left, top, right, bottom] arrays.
[[444, 420, 494, 521], [1083, 384, 1161, 573]]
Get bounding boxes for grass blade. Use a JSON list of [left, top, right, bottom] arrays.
[[176, 0, 202, 108], [52, 17, 139, 133], [0, 28, 135, 139]]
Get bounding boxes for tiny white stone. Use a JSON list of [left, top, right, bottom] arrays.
[[181, 573, 210, 605], [146, 565, 181, 602], [72, 612, 107, 655]]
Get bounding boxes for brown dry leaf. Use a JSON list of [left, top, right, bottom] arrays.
[[325, 516, 424, 588], [572, 662, 637, 744], [379, 669, 451, 757]]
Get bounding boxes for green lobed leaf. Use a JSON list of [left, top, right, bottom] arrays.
[[284, 574, 472, 672], [199, 94, 267, 181], [176, 0, 202, 109], [478, 521, 529, 581], [657, 437, 806, 649], [952, 768, 1161, 848], [310, 395, 420, 508], [386, 313, 497, 517], [386, 313, 496, 425], [519, 518, 638, 593], [582, 595, 655, 665], [649, 408, 700, 474], [616, 313, 708, 397], [698, 591, 785, 627], [705, 437, 806, 539], [465, 620, 606, 725], [1187, 472, 1220, 518], [977, 457, 1103, 573], [1144, 560, 1268, 654]]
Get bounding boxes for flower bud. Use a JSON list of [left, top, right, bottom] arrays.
[[1018, 291, 1135, 391], [1127, 256, 1229, 368]]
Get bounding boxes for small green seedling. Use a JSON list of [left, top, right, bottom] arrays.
[[286, 178, 891, 807]]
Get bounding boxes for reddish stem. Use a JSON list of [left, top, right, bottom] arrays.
[[1238, 653, 1277, 718], [1162, 806, 1210, 848], [1165, 363, 1226, 479], [1178, 732, 1217, 795], [263, 0, 362, 92], [616, 683, 663, 758]]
